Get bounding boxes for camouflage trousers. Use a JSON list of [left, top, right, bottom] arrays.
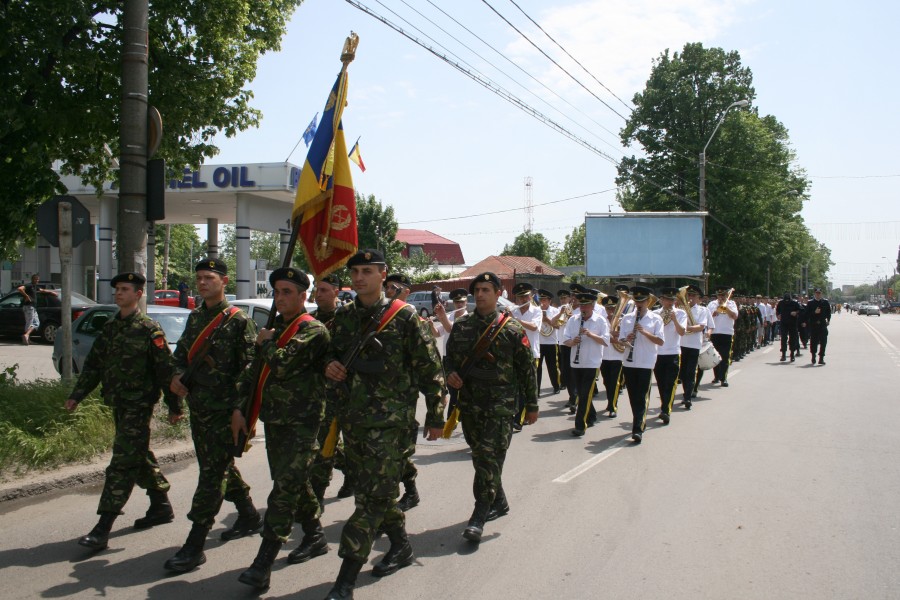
[[400, 421, 418, 487], [309, 395, 346, 498], [187, 406, 251, 527], [262, 422, 321, 542], [98, 402, 170, 514], [337, 423, 407, 562], [459, 405, 513, 507]]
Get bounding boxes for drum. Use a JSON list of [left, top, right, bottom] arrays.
[[697, 342, 722, 370]]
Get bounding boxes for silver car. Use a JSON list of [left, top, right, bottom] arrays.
[[858, 304, 881, 316], [52, 304, 191, 375]]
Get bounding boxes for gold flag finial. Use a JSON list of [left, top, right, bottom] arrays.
[[341, 32, 359, 65]]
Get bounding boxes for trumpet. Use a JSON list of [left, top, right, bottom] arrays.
[[676, 286, 697, 328], [717, 288, 735, 314]]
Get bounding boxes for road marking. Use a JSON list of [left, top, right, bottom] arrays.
[[553, 437, 631, 483], [859, 318, 900, 367]]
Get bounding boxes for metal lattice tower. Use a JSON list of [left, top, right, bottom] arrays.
[[524, 176, 533, 232]]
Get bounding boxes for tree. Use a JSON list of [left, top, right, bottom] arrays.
[[154, 224, 201, 289], [555, 223, 585, 267], [501, 231, 552, 263], [354, 192, 405, 267], [617, 43, 821, 292], [0, 0, 303, 260], [218, 225, 289, 294]]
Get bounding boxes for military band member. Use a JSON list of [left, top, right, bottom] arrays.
[[66, 272, 180, 551], [445, 272, 538, 543], [599, 295, 626, 418], [510, 282, 541, 429], [232, 268, 330, 590], [323, 250, 445, 600], [618, 286, 664, 443], [165, 258, 260, 574], [804, 288, 831, 365], [615, 283, 635, 314], [537, 288, 562, 395], [692, 298, 716, 395], [706, 286, 739, 387], [678, 285, 710, 408], [554, 290, 576, 406], [433, 287, 469, 354], [562, 291, 609, 436], [653, 287, 686, 424]]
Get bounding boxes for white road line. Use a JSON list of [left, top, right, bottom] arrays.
[[553, 437, 632, 483], [860, 318, 898, 351]]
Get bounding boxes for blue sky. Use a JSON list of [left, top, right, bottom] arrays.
[[211, 0, 900, 290]]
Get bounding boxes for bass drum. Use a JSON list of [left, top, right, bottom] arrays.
[[697, 342, 722, 371]]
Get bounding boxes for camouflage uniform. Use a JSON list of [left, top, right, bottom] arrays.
[[236, 312, 330, 542], [173, 299, 257, 528], [329, 295, 445, 563], [69, 310, 179, 515], [444, 309, 537, 508]]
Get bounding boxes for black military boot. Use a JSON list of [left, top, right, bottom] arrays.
[[164, 524, 209, 573], [221, 497, 262, 541], [325, 558, 364, 600], [372, 524, 414, 577], [237, 538, 283, 589], [486, 488, 510, 522], [287, 519, 329, 564], [396, 481, 420, 512], [780, 352, 786, 362], [462, 503, 490, 543], [134, 489, 175, 529], [78, 512, 118, 550], [336, 478, 354, 499]]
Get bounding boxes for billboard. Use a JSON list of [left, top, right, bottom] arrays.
[[585, 212, 705, 278]]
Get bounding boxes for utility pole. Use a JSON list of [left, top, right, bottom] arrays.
[[117, 0, 150, 280]]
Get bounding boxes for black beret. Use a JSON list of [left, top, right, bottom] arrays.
[[269, 267, 310, 290], [385, 273, 411, 287], [630, 285, 654, 301], [600, 295, 619, 307], [347, 248, 385, 268], [318, 273, 341, 289], [537, 288, 553, 300], [195, 257, 227, 276], [513, 282, 535, 296], [658, 286, 678, 299], [449, 288, 468, 301], [110, 272, 145, 287], [469, 272, 501, 293]]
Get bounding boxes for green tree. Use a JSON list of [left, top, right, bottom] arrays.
[[0, 0, 303, 260], [555, 223, 586, 267], [154, 224, 201, 289], [501, 231, 552, 263], [354, 192, 404, 267], [617, 42, 821, 292]]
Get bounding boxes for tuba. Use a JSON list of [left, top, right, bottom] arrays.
[[609, 289, 630, 353], [676, 286, 697, 328]]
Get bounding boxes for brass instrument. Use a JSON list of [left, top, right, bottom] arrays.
[[609, 289, 630, 353], [717, 288, 735, 314], [676, 286, 697, 328], [540, 309, 554, 337], [662, 308, 673, 325]]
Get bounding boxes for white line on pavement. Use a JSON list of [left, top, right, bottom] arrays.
[[553, 437, 632, 483]]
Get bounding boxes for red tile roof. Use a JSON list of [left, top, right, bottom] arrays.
[[459, 256, 563, 278], [396, 229, 465, 265]]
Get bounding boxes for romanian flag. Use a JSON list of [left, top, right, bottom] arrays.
[[348, 139, 366, 172], [292, 69, 358, 278]]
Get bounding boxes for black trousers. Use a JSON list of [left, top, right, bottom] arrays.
[[538, 344, 561, 392], [559, 345, 576, 402], [599, 359, 623, 412], [572, 367, 599, 432], [654, 354, 681, 415], [711, 333, 733, 382], [680, 347, 699, 400], [622, 366, 652, 434], [810, 325, 828, 358], [780, 323, 799, 356]]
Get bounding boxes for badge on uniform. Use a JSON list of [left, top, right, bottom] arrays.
[[153, 336, 166, 349]]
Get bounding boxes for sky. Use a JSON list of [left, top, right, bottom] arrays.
[[210, 0, 900, 291]]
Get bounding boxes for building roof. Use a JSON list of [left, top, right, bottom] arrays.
[[459, 256, 564, 278], [396, 229, 465, 265], [396, 229, 458, 245]]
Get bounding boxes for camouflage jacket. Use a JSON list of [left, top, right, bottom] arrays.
[[236, 311, 330, 426], [444, 309, 538, 416], [70, 309, 179, 412], [173, 299, 257, 411], [328, 295, 445, 429]]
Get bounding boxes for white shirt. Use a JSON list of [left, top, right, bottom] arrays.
[[514, 303, 542, 359], [680, 303, 712, 350], [654, 306, 686, 355], [618, 309, 664, 369], [434, 307, 466, 354], [540, 305, 560, 345], [707, 299, 738, 335], [562, 310, 609, 369]]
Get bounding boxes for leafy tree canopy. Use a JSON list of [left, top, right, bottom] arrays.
[[501, 231, 553, 264], [555, 223, 585, 267]]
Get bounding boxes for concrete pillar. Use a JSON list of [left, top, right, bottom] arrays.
[[235, 194, 251, 299], [146, 222, 156, 300], [206, 218, 219, 258], [98, 195, 115, 303]]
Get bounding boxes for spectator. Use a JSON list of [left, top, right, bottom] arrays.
[[430, 284, 442, 311], [178, 280, 189, 308], [16, 274, 56, 345]]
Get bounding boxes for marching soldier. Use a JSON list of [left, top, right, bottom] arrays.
[[233, 268, 330, 590], [537, 288, 562, 395], [706, 286, 739, 387], [618, 286, 664, 443], [562, 290, 609, 436], [678, 285, 710, 408], [804, 288, 831, 365], [165, 258, 261, 574], [323, 250, 445, 600], [776, 293, 802, 362], [653, 287, 686, 424], [66, 272, 180, 551], [445, 272, 538, 542], [599, 295, 625, 418]]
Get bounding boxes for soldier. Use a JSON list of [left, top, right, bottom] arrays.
[[618, 286, 664, 443], [536, 288, 562, 395], [562, 290, 609, 436], [323, 249, 445, 600], [776, 292, 802, 362], [509, 282, 541, 430], [678, 285, 711, 408], [653, 287, 686, 424], [65, 272, 180, 551], [706, 286, 738, 387], [804, 288, 831, 365], [445, 272, 538, 543], [598, 295, 625, 418], [232, 267, 330, 590], [164, 258, 261, 574]]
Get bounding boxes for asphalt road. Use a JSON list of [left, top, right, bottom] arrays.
[[1, 312, 899, 599]]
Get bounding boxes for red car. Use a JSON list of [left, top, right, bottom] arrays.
[[153, 289, 195, 309]]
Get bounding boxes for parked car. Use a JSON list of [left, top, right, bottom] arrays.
[[408, 291, 448, 317], [0, 289, 96, 344], [153, 289, 196, 309], [231, 298, 318, 331], [858, 304, 881, 316], [52, 304, 191, 375]]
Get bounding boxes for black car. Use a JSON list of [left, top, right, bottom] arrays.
[[0, 289, 97, 344]]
